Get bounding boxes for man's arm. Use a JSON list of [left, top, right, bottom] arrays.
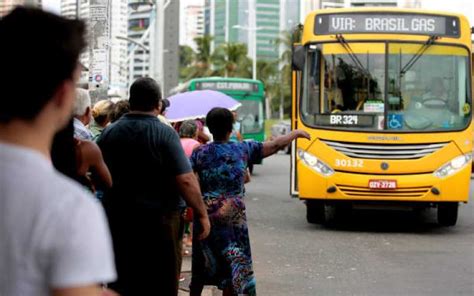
[[84, 141, 112, 188], [52, 285, 101, 296], [52, 286, 119, 296], [175, 172, 210, 240]]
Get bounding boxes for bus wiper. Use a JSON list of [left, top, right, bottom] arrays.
[[400, 35, 439, 77], [335, 34, 370, 77]]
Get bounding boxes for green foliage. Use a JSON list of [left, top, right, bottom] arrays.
[[178, 31, 297, 117], [179, 45, 195, 80], [212, 43, 252, 78]]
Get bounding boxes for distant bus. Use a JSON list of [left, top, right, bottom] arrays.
[[291, 8, 473, 226], [171, 77, 266, 142]]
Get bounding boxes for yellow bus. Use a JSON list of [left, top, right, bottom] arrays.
[[291, 8, 473, 226]]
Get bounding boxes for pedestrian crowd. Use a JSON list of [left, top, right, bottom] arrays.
[[0, 7, 310, 296]]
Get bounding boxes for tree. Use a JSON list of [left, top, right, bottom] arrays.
[[179, 45, 195, 80], [274, 31, 294, 118], [184, 35, 216, 79], [212, 43, 252, 78], [256, 60, 278, 118]]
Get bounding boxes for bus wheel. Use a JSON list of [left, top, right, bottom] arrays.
[[306, 200, 325, 224], [437, 202, 458, 226]]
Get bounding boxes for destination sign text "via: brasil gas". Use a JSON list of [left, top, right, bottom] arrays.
[[314, 13, 460, 37]]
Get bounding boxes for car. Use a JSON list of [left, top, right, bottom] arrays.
[[270, 120, 292, 154]]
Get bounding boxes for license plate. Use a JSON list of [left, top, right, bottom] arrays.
[[368, 180, 397, 189]]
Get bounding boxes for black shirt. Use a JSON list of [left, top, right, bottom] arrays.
[[97, 113, 191, 212]]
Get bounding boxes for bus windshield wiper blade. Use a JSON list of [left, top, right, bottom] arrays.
[[335, 34, 370, 77], [400, 35, 439, 76]]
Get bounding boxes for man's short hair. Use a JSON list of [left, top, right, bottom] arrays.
[[206, 108, 234, 140], [73, 88, 91, 117], [129, 78, 162, 112], [0, 7, 86, 123]]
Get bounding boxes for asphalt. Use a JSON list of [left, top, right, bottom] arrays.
[[180, 153, 474, 295]]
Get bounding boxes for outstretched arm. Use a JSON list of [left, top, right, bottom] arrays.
[[262, 130, 310, 158]]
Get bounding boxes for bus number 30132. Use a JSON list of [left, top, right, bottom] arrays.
[[335, 159, 364, 168]]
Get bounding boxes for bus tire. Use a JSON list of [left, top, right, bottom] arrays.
[[306, 200, 325, 224], [437, 202, 458, 226]]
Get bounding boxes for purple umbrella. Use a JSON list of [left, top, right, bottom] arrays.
[[165, 90, 241, 122]]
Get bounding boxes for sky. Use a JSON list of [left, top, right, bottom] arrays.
[[421, 0, 474, 24]]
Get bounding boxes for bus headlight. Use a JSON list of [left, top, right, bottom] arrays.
[[298, 149, 334, 177], [434, 154, 472, 178]]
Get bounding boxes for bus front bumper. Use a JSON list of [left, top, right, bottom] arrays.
[[298, 164, 471, 203]]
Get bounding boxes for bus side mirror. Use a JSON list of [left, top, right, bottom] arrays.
[[292, 45, 305, 71]]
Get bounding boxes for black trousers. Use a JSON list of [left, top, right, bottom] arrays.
[[106, 205, 181, 296]]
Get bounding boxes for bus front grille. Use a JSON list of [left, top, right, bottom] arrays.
[[321, 140, 448, 160], [337, 184, 431, 198]]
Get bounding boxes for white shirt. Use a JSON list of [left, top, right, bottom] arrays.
[[73, 117, 93, 140], [0, 143, 116, 296]]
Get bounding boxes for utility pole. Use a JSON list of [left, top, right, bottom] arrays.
[[88, 0, 111, 103], [249, 0, 257, 80], [151, 0, 179, 97]]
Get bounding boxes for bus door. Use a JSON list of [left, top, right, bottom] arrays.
[[291, 43, 305, 197]]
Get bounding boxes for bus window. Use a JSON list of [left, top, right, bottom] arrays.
[[239, 100, 264, 134], [301, 43, 386, 130], [388, 43, 470, 131]]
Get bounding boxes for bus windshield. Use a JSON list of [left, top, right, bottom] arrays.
[[301, 42, 471, 132], [238, 99, 264, 134]]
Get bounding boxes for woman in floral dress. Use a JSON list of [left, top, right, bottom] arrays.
[[190, 108, 310, 296]]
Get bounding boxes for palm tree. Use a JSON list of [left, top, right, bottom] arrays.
[[185, 35, 216, 79], [179, 45, 195, 80], [274, 31, 294, 118], [256, 60, 278, 118], [212, 43, 252, 78]]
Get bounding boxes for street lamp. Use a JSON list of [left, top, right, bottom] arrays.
[[117, 36, 149, 52], [233, 25, 262, 80]]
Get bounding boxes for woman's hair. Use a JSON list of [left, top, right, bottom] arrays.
[[92, 99, 114, 126], [206, 107, 234, 141], [110, 100, 130, 123], [179, 120, 198, 138]]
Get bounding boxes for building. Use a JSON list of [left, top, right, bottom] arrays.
[[207, 0, 299, 61], [181, 0, 205, 50], [60, 0, 78, 19], [300, 0, 421, 21], [128, 4, 152, 82], [109, 0, 128, 96], [60, 0, 128, 97], [1, 0, 41, 17]]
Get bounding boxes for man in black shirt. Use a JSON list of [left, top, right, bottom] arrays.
[[98, 78, 210, 296]]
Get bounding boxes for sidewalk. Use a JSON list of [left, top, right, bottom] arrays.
[[178, 247, 221, 296]]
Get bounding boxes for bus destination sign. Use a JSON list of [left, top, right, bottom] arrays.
[[195, 81, 259, 92], [314, 13, 460, 37]]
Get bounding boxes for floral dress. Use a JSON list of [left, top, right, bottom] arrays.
[[190, 141, 263, 295]]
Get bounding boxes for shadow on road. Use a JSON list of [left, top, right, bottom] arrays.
[[311, 208, 456, 234]]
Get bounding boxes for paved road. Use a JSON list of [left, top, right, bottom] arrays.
[[245, 154, 474, 296]]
